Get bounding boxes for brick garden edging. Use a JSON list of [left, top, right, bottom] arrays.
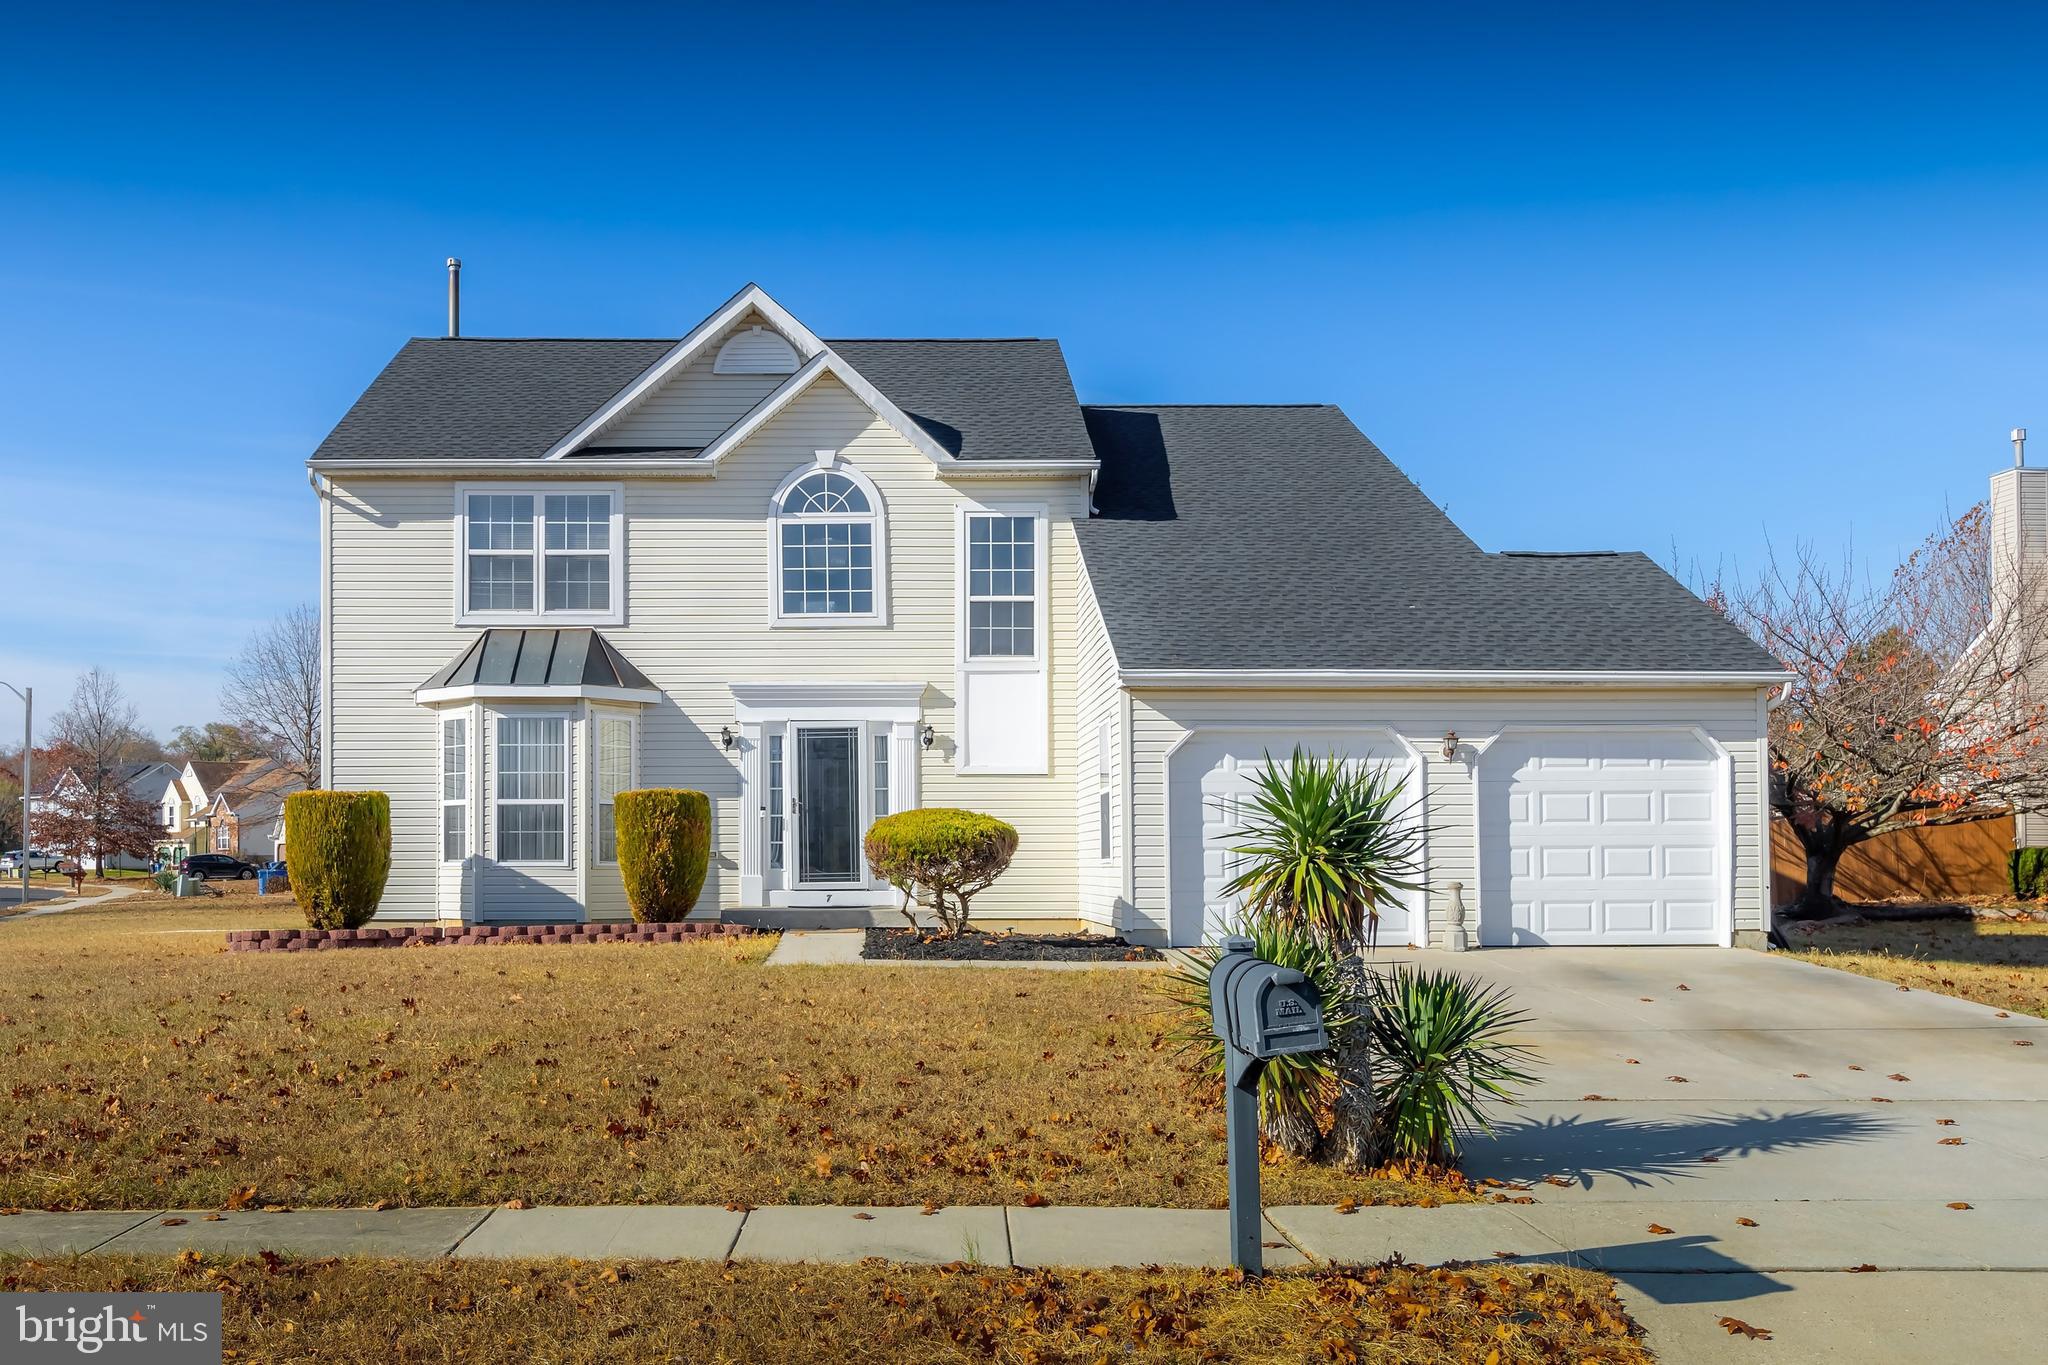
[[226, 922, 752, 952]]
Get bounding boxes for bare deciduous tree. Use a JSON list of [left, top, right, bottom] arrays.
[[222, 605, 321, 787], [1715, 503, 2048, 917], [51, 668, 150, 774]]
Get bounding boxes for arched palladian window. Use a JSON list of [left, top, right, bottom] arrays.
[[771, 462, 886, 624]]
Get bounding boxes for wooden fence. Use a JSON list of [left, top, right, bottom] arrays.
[[1770, 813, 2014, 906]]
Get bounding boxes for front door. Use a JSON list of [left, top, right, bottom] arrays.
[[795, 725, 863, 886]]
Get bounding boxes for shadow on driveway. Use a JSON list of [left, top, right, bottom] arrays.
[[1468, 1109, 1899, 1190]]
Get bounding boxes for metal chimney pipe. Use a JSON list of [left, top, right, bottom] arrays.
[[446, 257, 462, 338], [2013, 426, 2027, 468]]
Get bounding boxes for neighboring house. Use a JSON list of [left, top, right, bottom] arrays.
[[32, 759, 179, 870], [161, 759, 247, 863], [1990, 434, 2048, 850], [310, 284, 1785, 947], [200, 760, 306, 860]]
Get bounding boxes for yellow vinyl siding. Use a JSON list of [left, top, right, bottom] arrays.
[[326, 375, 1088, 924]]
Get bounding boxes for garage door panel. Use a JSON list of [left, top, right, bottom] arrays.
[[1482, 731, 1723, 947], [1169, 729, 1419, 947]]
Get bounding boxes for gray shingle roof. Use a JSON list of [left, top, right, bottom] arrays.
[[421, 629, 655, 692], [1075, 405, 1781, 675], [311, 337, 1091, 463]]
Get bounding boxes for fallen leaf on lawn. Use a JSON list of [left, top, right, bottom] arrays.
[[160, 1217, 187, 1226], [368, 1199, 390, 1212], [723, 1202, 753, 1213], [503, 1199, 528, 1210], [1718, 1317, 1772, 1340], [223, 1186, 258, 1212], [850, 1213, 875, 1221], [1647, 1223, 1674, 1235], [1334, 1199, 1359, 1215], [1948, 1202, 1973, 1210], [1736, 1217, 1759, 1227], [920, 1202, 942, 1216], [1021, 1193, 1050, 1208], [1938, 1137, 1966, 1146]]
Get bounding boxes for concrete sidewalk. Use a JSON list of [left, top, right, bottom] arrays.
[[9, 1196, 2045, 1272], [9, 1198, 2043, 1361]]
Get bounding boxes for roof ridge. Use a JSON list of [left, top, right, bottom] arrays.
[[828, 336, 1052, 343], [1083, 402, 1336, 409]]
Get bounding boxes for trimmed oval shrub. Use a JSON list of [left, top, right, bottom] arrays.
[[284, 790, 391, 929], [863, 808, 1019, 938], [615, 788, 712, 923]]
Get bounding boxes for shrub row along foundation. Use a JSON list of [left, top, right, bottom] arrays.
[[226, 922, 751, 952]]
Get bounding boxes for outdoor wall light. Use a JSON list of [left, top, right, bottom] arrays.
[[1441, 730, 1459, 761], [921, 724, 936, 751], [721, 726, 736, 751]]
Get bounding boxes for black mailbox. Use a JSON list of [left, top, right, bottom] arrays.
[[1210, 937, 1328, 1061], [1208, 935, 1333, 1275]]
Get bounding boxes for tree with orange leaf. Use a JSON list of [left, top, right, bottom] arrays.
[[1715, 503, 2048, 918]]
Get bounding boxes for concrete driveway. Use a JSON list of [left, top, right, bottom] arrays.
[[1371, 945, 2048, 1361]]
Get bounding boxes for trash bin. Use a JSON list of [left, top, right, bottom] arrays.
[[257, 870, 272, 895]]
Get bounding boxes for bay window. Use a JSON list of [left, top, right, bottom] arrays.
[[442, 716, 467, 862], [494, 715, 567, 863], [593, 714, 633, 864]]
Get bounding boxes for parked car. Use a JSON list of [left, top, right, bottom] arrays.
[[1, 849, 75, 874], [178, 853, 259, 882]]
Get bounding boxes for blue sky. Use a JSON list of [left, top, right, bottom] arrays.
[[6, 1, 2047, 735]]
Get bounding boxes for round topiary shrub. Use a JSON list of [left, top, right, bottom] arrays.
[[615, 788, 712, 923], [283, 790, 391, 930], [863, 808, 1019, 938]]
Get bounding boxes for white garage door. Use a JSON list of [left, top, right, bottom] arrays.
[[1168, 729, 1419, 947], [1479, 731, 1722, 946]]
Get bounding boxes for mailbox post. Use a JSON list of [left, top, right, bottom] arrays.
[[1208, 935, 1329, 1274]]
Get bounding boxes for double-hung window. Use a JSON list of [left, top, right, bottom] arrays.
[[965, 513, 1038, 658], [459, 487, 622, 623], [442, 717, 468, 862], [593, 715, 633, 864], [1095, 718, 1114, 861], [495, 716, 567, 863]]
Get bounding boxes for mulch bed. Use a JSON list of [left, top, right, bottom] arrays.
[[862, 927, 1163, 962], [227, 922, 752, 952]]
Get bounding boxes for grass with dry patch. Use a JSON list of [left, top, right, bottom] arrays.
[[1786, 916, 2048, 1018], [0, 900, 1462, 1211], [0, 1254, 1650, 1364]]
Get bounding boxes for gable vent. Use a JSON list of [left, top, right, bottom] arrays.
[[713, 325, 800, 375]]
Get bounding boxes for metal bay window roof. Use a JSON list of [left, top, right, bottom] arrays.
[[416, 629, 659, 703]]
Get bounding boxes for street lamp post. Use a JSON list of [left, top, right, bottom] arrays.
[[0, 682, 27, 907]]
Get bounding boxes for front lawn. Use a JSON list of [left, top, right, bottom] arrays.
[[0, 901, 1457, 1211], [0, 1254, 1650, 1364], [1785, 915, 2048, 1018]]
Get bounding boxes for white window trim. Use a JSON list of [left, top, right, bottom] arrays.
[[441, 715, 469, 863], [490, 710, 574, 868], [589, 710, 638, 867], [453, 483, 626, 627], [954, 500, 1051, 775], [956, 503, 1048, 667], [766, 455, 890, 629]]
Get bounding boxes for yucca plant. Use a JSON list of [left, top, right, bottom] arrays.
[[1222, 748, 1427, 1169], [1159, 909, 1354, 1156], [1366, 966, 1540, 1166], [1223, 748, 1425, 950]]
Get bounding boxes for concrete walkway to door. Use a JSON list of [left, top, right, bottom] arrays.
[[1356, 943, 2048, 1361]]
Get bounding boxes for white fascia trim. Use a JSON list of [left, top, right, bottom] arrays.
[[542, 283, 827, 460], [696, 350, 959, 470], [415, 684, 661, 705], [309, 459, 717, 478], [729, 681, 926, 725], [1118, 669, 1793, 690], [936, 460, 1100, 481]]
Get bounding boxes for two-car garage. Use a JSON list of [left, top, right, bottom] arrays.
[[1163, 722, 1734, 949]]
